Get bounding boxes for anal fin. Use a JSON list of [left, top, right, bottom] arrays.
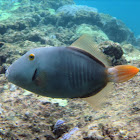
[[83, 82, 113, 110]]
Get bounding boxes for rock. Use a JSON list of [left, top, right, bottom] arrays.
[[9, 20, 27, 31], [54, 120, 65, 129], [57, 5, 98, 17], [27, 30, 44, 43], [49, 98, 68, 107], [44, 112, 50, 117], [40, 100, 51, 105], [44, 134, 55, 140], [136, 36, 140, 48], [61, 127, 79, 140], [0, 128, 6, 135], [55, 27, 76, 45], [22, 113, 32, 121], [56, 5, 136, 44], [84, 115, 92, 122], [32, 0, 74, 10], [9, 84, 17, 92], [24, 112, 31, 118], [23, 91, 33, 96], [53, 120, 69, 138], [0, 104, 4, 114], [56, 5, 100, 27], [99, 14, 136, 44], [3, 84, 8, 90], [122, 44, 140, 61], [0, 24, 7, 35], [31, 127, 41, 133], [76, 24, 109, 43], [0, 43, 23, 65], [122, 44, 134, 53], [84, 135, 104, 140], [102, 42, 123, 59], [40, 10, 57, 25], [99, 41, 126, 65], [0, 42, 4, 48], [0, 65, 6, 74]]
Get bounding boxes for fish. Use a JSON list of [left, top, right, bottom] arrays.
[[5, 35, 139, 107]]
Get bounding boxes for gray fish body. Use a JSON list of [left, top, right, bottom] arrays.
[[6, 47, 107, 98]]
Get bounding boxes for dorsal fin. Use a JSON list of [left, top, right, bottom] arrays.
[[67, 47, 105, 67], [70, 35, 111, 67]]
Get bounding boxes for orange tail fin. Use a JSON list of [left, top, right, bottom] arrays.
[[107, 65, 139, 83]]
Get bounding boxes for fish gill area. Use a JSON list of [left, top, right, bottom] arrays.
[[0, 0, 140, 139]]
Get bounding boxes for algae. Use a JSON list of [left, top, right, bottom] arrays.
[[0, 12, 11, 21], [48, 8, 56, 15], [76, 24, 109, 41], [48, 98, 68, 107], [10, 2, 21, 11]]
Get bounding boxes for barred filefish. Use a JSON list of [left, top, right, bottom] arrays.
[[5, 35, 139, 107]]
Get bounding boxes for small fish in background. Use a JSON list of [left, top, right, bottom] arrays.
[[5, 35, 139, 108]]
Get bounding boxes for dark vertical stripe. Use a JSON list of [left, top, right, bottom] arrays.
[[77, 60, 80, 88], [70, 55, 82, 89], [88, 62, 91, 82], [82, 62, 85, 86], [67, 54, 72, 88], [75, 60, 78, 88], [72, 57, 76, 88], [75, 59, 78, 88], [79, 61, 83, 86], [66, 53, 95, 89], [84, 63, 87, 83], [90, 66, 94, 81]]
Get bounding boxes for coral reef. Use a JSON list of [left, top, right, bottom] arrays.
[[99, 14, 136, 44], [0, 3, 136, 44], [31, 0, 74, 10], [75, 24, 109, 43], [136, 36, 140, 49], [56, 5, 98, 17], [122, 44, 140, 61], [0, 0, 140, 139], [1, 0, 74, 11]]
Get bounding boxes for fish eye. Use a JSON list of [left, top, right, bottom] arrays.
[[29, 53, 35, 61]]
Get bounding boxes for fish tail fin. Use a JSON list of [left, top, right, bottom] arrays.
[[107, 65, 139, 83], [83, 65, 139, 110]]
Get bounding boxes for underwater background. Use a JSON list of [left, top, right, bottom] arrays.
[[75, 0, 140, 36], [0, 0, 140, 139]]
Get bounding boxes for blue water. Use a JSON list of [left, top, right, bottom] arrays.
[[74, 0, 140, 37]]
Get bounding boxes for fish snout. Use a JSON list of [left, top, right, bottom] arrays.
[[5, 65, 17, 83], [5, 69, 9, 78]]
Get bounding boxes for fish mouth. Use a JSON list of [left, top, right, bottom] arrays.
[[32, 69, 38, 81]]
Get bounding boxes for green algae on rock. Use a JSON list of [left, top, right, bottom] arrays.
[[76, 24, 109, 43]]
